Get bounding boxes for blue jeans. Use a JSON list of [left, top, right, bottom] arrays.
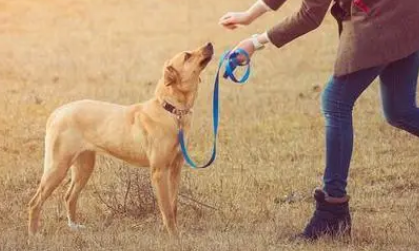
[[322, 52, 419, 198]]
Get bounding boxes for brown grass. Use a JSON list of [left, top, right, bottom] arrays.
[[1, 0, 419, 250]]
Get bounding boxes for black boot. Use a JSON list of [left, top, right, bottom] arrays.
[[298, 188, 352, 241]]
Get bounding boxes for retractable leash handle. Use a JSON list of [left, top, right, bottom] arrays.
[[178, 49, 251, 169]]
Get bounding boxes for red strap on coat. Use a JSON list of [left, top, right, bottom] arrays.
[[354, 0, 370, 13]]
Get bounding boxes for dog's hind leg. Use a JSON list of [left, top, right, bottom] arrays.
[[64, 150, 96, 231], [28, 129, 80, 235], [28, 153, 75, 235]]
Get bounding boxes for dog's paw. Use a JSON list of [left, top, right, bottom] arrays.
[[68, 222, 86, 231]]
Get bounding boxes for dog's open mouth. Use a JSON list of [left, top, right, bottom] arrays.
[[200, 55, 212, 67]]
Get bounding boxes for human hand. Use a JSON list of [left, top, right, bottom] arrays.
[[231, 33, 270, 64], [219, 11, 254, 30], [219, 1, 271, 30], [232, 38, 256, 63]]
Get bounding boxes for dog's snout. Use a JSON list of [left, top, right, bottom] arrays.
[[198, 43, 214, 67], [204, 42, 214, 55]]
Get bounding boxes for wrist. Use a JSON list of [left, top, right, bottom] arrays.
[[251, 34, 265, 51], [246, 0, 270, 23], [249, 33, 270, 51], [257, 32, 271, 45], [257, 0, 273, 12], [245, 9, 257, 23]]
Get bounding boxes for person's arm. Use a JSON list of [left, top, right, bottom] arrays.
[[266, 0, 333, 48], [221, 0, 332, 63]]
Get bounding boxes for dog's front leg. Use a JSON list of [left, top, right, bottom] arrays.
[[168, 154, 183, 226], [151, 167, 178, 238]]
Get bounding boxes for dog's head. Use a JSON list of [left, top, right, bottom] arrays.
[[162, 42, 214, 93]]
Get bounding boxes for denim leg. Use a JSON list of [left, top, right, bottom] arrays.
[[380, 52, 419, 136], [322, 67, 383, 197]]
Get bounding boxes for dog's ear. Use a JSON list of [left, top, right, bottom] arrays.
[[164, 64, 180, 86]]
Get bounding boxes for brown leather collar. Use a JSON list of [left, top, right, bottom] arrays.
[[161, 100, 190, 118]]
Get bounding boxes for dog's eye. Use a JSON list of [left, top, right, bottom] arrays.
[[184, 52, 192, 61]]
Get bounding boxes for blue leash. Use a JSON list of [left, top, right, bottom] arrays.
[[178, 49, 251, 169]]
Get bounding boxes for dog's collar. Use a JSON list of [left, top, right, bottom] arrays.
[[161, 100, 190, 118]]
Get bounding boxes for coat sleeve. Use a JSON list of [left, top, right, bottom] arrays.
[[261, 0, 288, 10], [263, 0, 333, 48]]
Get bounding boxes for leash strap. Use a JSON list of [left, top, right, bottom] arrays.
[[178, 49, 251, 169]]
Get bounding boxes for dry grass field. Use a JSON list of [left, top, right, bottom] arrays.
[[1, 0, 419, 250]]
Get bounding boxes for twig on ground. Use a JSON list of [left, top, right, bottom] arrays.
[[179, 193, 219, 211]]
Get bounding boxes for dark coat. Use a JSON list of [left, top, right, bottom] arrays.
[[263, 0, 419, 76]]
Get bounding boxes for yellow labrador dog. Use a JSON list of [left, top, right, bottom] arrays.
[[28, 43, 214, 238]]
